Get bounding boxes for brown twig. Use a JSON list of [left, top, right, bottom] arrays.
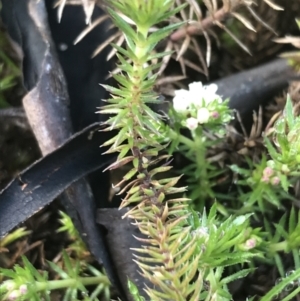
[[170, 5, 241, 42]]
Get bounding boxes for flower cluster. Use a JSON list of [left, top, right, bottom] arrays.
[[261, 166, 280, 186], [2, 282, 28, 301], [172, 82, 232, 130]]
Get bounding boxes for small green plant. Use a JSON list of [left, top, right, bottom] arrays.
[[264, 208, 300, 276], [232, 96, 300, 213], [167, 81, 233, 210], [0, 253, 110, 301], [164, 80, 300, 299], [0, 228, 31, 253], [0, 213, 110, 301], [99, 0, 269, 300], [57, 211, 90, 260], [2, 1, 300, 301]]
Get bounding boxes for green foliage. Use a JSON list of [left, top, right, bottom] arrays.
[[167, 88, 233, 210], [101, 1, 276, 299], [184, 205, 258, 299], [0, 33, 20, 108], [260, 268, 300, 301], [57, 211, 88, 259], [167, 80, 300, 299], [0, 228, 31, 251], [0, 63, 16, 108], [101, 1, 240, 300], [2, 1, 300, 301], [0, 252, 110, 301], [127, 281, 145, 301], [231, 96, 300, 213], [264, 208, 300, 276], [0, 213, 110, 301]]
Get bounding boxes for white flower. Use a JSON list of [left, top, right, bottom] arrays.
[[173, 82, 222, 113], [186, 117, 198, 130], [197, 107, 210, 124]]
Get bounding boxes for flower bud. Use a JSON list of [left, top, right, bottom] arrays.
[[211, 111, 220, 119], [261, 175, 270, 183], [245, 238, 257, 249], [263, 167, 274, 177], [186, 117, 198, 130], [239, 234, 262, 251], [3, 281, 16, 291], [197, 108, 210, 124], [271, 176, 280, 186], [7, 290, 20, 301], [281, 164, 290, 174], [19, 284, 28, 294]]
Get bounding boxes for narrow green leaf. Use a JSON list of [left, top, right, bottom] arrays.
[[104, 156, 134, 171], [285, 95, 294, 130], [261, 268, 300, 301], [156, 4, 188, 23], [113, 73, 132, 89], [148, 22, 186, 45], [113, 43, 135, 61], [264, 137, 280, 161], [288, 206, 297, 233], [221, 268, 254, 285], [107, 8, 136, 43], [101, 84, 129, 97]]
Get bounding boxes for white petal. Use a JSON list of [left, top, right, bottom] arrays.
[[173, 89, 191, 111], [188, 82, 204, 106], [202, 84, 222, 104], [205, 83, 218, 94], [188, 82, 203, 93]]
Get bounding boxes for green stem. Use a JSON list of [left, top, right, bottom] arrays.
[[34, 276, 110, 292], [169, 126, 214, 206], [270, 241, 288, 252], [168, 128, 195, 150], [194, 131, 209, 197]]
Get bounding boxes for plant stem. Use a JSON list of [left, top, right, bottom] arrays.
[[270, 241, 288, 252], [33, 275, 110, 292], [167, 127, 195, 150]]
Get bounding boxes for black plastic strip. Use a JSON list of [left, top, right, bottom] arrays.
[[0, 123, 115, 238]]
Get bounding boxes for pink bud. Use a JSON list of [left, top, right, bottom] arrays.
[[186, 117, 198, 130], [271, 176, 280, 186], [261, 175, 270, 183], [19, 284, 27, 294], [211, 111, 220, 119], [263, 167, 274, 177], [245, 238, 256, 249]]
